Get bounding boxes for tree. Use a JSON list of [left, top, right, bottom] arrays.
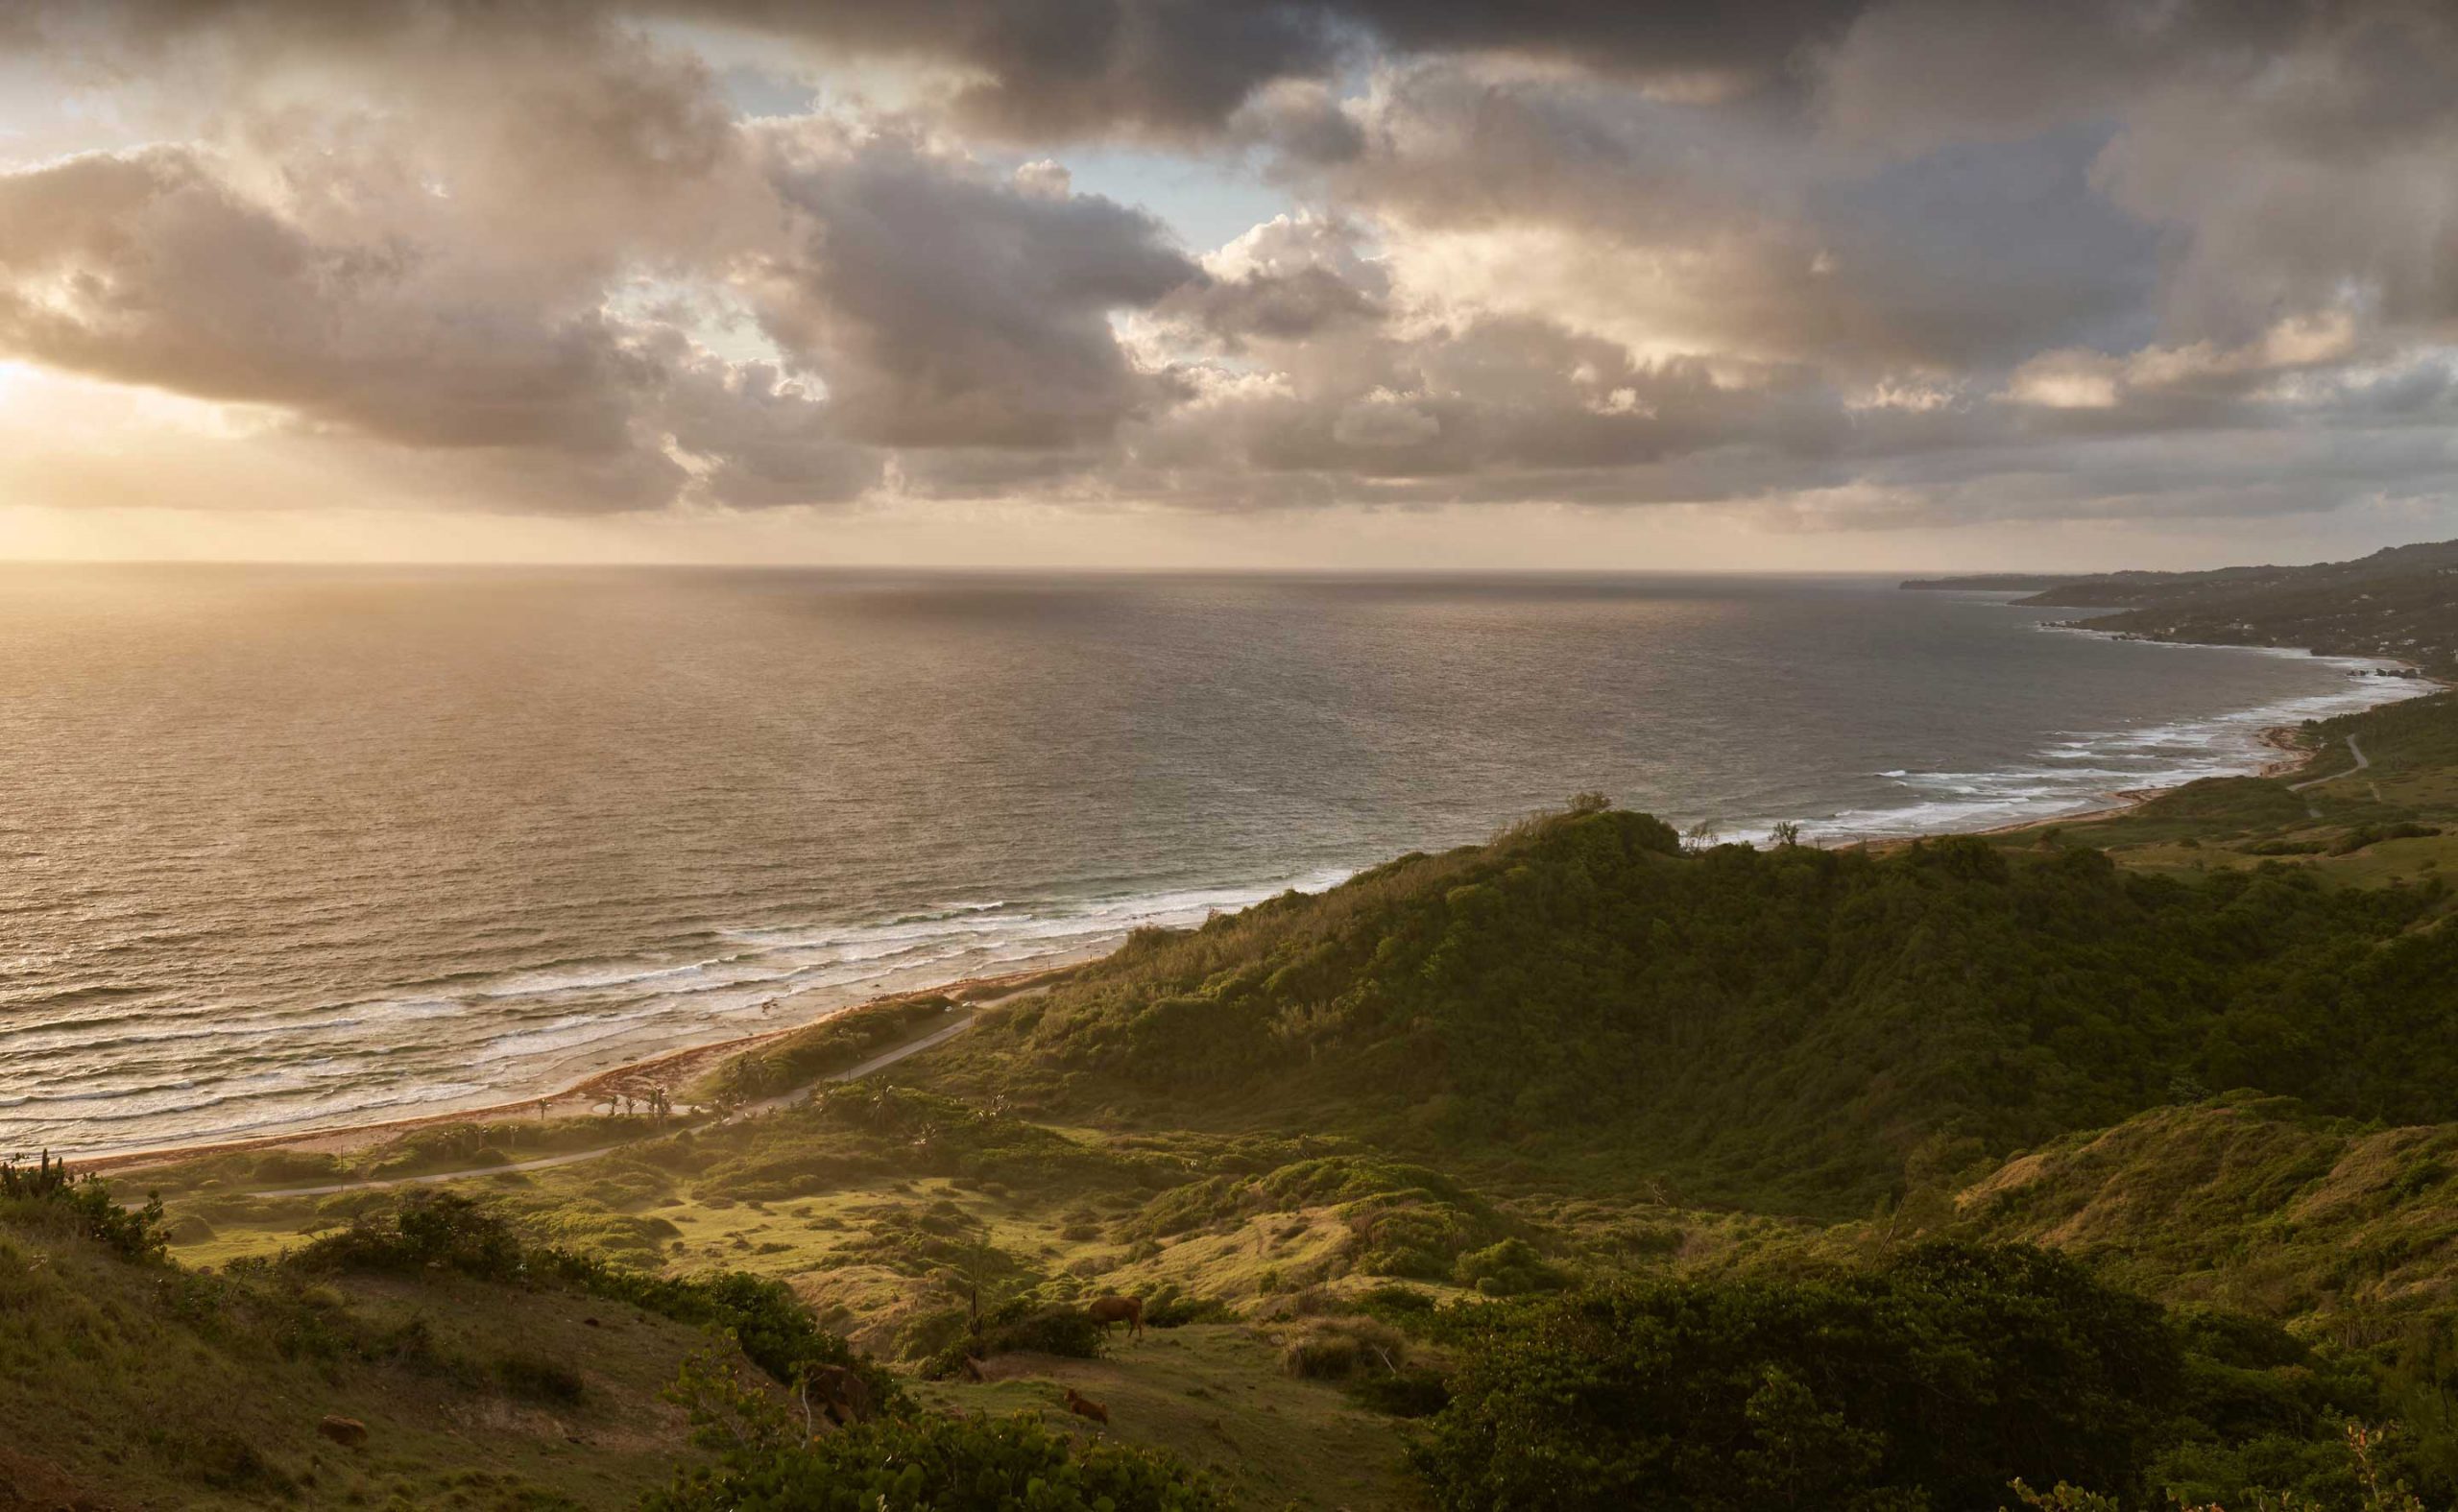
[[1412, 1242, 2181, 1511]]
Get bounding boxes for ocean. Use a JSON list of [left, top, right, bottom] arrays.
[[0, 565, 2423, 1157]]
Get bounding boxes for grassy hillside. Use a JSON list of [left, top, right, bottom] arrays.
[[0, 1183, 724, 1509], [1955, 1096, 2458, 1336], [915, 798, 2457, 1216]]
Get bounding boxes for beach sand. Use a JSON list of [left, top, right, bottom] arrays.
[[84, 963, 1071, 1176]]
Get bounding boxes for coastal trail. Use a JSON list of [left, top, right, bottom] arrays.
[[252, 1012, 979, 1199], [2289, 734, 2377, 808]]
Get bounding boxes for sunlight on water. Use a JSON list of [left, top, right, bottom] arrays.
[[0, 565, 2422, 1156]]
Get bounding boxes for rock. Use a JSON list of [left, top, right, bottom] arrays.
[[316, 1415, 368, 1450]]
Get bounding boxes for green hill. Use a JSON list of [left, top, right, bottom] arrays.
[[1956, 538, 2458, 675], [922, 803, 2458, 1215]]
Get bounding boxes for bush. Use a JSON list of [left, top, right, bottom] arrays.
[[0, 1154, 167, 1263], [1351, 1365, 1451, 1419], [1452, 1237, 1567, 1296], [646, 1399, 1225, 1512], [1355, 1283, 1438, 1327], [2330, 823, 2440, 855], [920, 1300, 1106, 1380], [1283, 1318, 1407, 1381], [294, 1191, 524, 1280], [1412, 1241, 2181, 1512], [550, 1260, 905, 1412]]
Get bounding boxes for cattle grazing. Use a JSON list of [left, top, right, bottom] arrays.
[[1085, 1293, 1144, 1340], [317, 1414, 369, 1449], [1061, 1386, 1109, 1427]]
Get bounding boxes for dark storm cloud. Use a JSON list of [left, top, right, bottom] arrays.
[[6, 0, 2458, 529], [749, 127, 1204, 448], [0, 147, 661, 454], [42, 0, 1874, 141]]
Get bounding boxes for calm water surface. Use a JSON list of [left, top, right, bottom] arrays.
[[0, 566, 2422, 1154]]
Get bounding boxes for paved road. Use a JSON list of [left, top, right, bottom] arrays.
[[254, 1013, 978, 1199], [2288, 734, 2369, 793]]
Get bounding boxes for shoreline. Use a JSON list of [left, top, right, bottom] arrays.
[[82, 963, 1074, 1175], [1928, 626, 2441, 843], [1961, 720, 2323, 842], [68, 640, 2448, 1180]]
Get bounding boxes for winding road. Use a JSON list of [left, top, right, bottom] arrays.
[[2288, 734, 2370, 793], [253, 1012, 978, 1199]]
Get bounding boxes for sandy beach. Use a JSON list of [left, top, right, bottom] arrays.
[[84, 963, 1072, 1176]]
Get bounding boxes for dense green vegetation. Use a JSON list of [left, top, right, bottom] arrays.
[[648, 1363, 1225, 1512], [1410, 1239, 2440, 1511], [2, 1148, 167, 1260], [935, 805, 2455, 1214]]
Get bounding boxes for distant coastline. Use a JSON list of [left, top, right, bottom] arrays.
[[1898, 573, 2087, 591]]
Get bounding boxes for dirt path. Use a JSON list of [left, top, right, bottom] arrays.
[[252, 1013, 979, 1199]]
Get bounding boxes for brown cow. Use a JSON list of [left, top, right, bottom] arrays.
[[1061, 1386, 1109, 1427], [800, 1364, 874, 1431], [1084, 1294, 1144, 1341], [317, 1414, 369, 1449]]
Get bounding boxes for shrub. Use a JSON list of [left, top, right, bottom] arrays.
[[294, 1190, 526, 1280], [1355, 1283, 1437, 1324], [1283, 1318, 1407, 1381], [1452, 1236, 1567, 1296], [1351, 1366, 1451, 1419], [1412, 1241, 2181, 1512], [0, 1153, 167, 1263], [919, 1300, 1105, 1380], [645, 1407, 1225, 1512]]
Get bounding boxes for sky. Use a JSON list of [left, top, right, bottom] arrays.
[[3, 1, 2457, 571]]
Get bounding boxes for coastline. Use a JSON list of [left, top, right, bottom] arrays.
[[67, 638, 2447, 1181], [83, 963, 1073, 1175], [1915, 620, 2442, 843], [1962, 720, 2324, 841]]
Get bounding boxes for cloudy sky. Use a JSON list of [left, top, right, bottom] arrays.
[[3, 0, 2456, 569]]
